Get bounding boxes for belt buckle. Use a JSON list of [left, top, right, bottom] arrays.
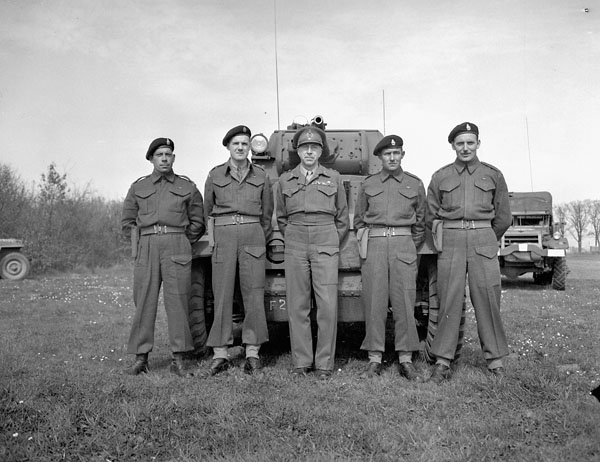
[[387, 227, 395, 237], [234, 214, 241, 225], [462, 220, 475, 229], [154, 224, 166, 234]]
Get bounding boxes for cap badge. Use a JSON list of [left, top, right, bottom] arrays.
[[242, 127, 247, 133], [306, 130, 314, 140], [166, 138, 171, 145], [391, 139, 396, 146], [466, 124, 471, 130]]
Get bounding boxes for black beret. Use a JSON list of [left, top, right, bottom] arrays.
[[448, 122, 479, 143], [222, 125, 251, 146], [292, 126, 330, 158], [146, 137, 174, 160], [373, 135, 403, 156]]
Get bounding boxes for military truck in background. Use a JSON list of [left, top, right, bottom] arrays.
[[187, 116, 464, 361], [0, 239, 31, 281], [498, 191, 569, 290]]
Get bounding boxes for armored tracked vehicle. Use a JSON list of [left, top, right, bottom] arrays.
[[499, 191, 569, 290], [188, 116, 464, 360]]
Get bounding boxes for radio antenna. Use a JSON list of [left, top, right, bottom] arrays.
[[382, 90, 386, 135], [274, 0, 281, 130], [525, 116, 533, 191]]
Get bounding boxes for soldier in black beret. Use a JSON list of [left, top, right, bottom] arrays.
[[204, 125, 273, 376], [122, 137, 205, 377], [145, 137, 175, 160], [426, 122, 511, 383], [447, 122, 479, 144], [354, 133, 426, 380], [222, 125, 252, 147]]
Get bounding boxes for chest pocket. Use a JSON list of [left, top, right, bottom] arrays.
[[246, 175, 265, 201], [439, 177, 461, 211], [364, 184, 384, 199], [135, 188, 156, 214], [168, 188, 190, 212], [474, 176, 495, 211], [397, 185, 418, 218], [363, 184, 384, 215], [303, 183, 335, 213], [317, 184, 337, 197], [212, 176, 233, 203], [282, 184, 302, 198]]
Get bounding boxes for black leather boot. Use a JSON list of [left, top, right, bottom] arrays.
[[124, 353, 149, 375], [170, 353, 191, 378]]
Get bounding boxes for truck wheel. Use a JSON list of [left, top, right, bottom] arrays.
[[0, 252, 30, 280], [552, 257, 567, 291], [423, 259, 465, 364]]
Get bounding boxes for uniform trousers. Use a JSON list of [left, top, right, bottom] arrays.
[[432, 227, 508, 362], [360, 234, 420, 354], [128, 233, 194, 354], [284, 223, 339, 371], [207, 222, 268, 347]]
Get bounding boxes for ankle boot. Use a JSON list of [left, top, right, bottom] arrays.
[[170, 353, 191, 378], [125, 353, 148, 375]]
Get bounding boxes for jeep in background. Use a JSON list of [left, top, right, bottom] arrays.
[[498, 191, 569, 290], [0, 238, 31, 281]]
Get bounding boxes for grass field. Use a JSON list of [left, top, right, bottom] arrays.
[[1, 254, 599, 461]]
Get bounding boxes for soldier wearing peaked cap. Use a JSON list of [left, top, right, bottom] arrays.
[[204, 125, 273, 376], [425, 122, 511, 384], [354, 134, 426, 380], [276, 125, 349, 379], [121, 137, 205, 377]]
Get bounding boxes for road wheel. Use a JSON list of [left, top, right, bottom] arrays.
[[0, 252, 30, 280], [552, 257, 567, 291], [188, 258, 212, 357], [423, 258, 465, 364]]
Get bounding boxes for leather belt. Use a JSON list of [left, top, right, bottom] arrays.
[[443, 219, 491, 229], [140, 225, 185, 236], [213, 214, 260, 226], [368, 226, 412, 237]]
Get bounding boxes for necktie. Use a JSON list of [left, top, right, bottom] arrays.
[[306, 171, 313, 182]]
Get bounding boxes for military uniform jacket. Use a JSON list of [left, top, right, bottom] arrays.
[[121, 170, 205, 242], [426, 156, 511, 240], [276, 164, 349, 243], [354, 169, 426, 248], [204, 161, 274, 238]]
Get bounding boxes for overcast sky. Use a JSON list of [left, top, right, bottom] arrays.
[[0, 0, 597, 205]]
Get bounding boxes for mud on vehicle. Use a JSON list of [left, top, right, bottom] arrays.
[[0, 238, 31, 281], [188, 116, 465, 361], [499, 191, 569, 290]]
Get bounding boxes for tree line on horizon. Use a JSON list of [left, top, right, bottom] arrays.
[[0, 162, 598, 274], [555, 201, 600, 253], [0, 163, 127, 273]]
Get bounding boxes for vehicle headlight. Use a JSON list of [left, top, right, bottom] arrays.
[[251, 134, 269, 154], [553, 231, 562, 240]]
